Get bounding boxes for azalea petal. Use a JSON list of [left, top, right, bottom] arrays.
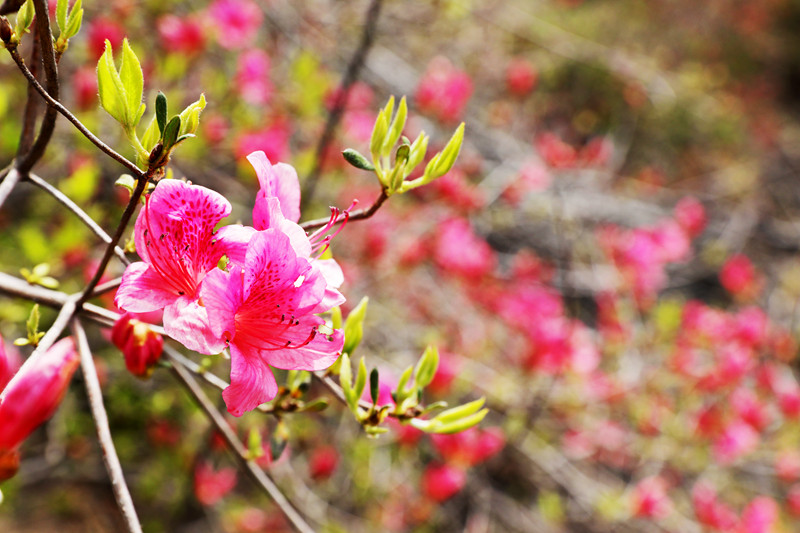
[[252, 197, 312, 257], [134, 180, 233, 298], [223, 342, 279, 417], [242, 230, 323, 312], [263, 322, 343, 371], [314, 258, 346, 312], [163, 297, 227, 355], [201, 266, 242, 339], [215, 224, 256, 267], [247, 151, 301, 224], [115, 262, 177, 313]]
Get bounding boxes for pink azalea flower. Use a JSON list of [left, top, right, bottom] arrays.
[[115, 180, 243, 354], [0, 335, 20, 392], [415, 57, 473, 124], [194, 462, 237, 506], [0, 338, 78, 481], [235, 49, 273, 106], [506, 57, 538, 96], [674, 196, 707, 238], [207, 0, 263, 50], [712, 420, 759, 465], [720, 254, 761, 299], [235, 121, 291, 164], [434, 218, 495, 279], [201, 230, 344, 416], [157, 14, 206, 56], [632, 476, 672, 520], [421, 462, 466, 502], [739, 497, 778, 533]]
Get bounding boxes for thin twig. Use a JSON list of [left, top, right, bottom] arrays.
[[302, 0, 384, 205], [91, 276, 124, 298], [29, 296, 77, 358], [163, 346, 277, 415], [3, 45, 145, 178], [166, 350, 316, 533], [71, 319, 144, 533], [79, 176, 147, 305], [0, 0, 24, 15], [299, 189, 388, 231], [27, 173, 130, 265], [17, 24, 41, 160], [0, 167, 23, 209], [17, 0, 59, 174]]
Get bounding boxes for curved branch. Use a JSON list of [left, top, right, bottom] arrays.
[[301, 0, 385, 205], [4, 45, 145, 178], [71, 319, 143, 533], [0, 167, 23, 209], [27, 173, 130, 265], [166, 350, 316, 533]]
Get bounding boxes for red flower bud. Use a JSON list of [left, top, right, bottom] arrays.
[[421, 463, 466, 502], [111, 313, 163, 379], [0, 338, 79, 480]]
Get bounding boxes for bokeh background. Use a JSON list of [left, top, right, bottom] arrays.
[[2, 0, 800, 531]]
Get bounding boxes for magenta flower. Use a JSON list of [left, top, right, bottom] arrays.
[[207, 0, 263, 50], [201, 229, 344, 416], [0, 338, 79, 480], [115, 180, 244, 354]]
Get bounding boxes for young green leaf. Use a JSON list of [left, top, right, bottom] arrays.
[[55, 0, 68, 36], [97, 40, 128, 125], [155, 92, 167, 135], [382, 96, 407, 157], [342, 296, 368, 355], [342, 148, 376, 171], [64, 0, 83, 39], [354, 357, 367, 405], [119, 39, 144, 128], [414, 345, 439, 389], [162, 116, 181, 149], [178, 94, 206, 137], [14, 0, 34, 37], [370, 368, 380, 405]]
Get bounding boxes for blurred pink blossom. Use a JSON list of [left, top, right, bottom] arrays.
[[415, 57, 473, 124], [235, 49, 273, 106], [207, 0, 263, 50], [194, 462, 237, 506]]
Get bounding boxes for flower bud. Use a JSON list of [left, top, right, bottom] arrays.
[[111, 312, 163, 378], [0, 337, 79, 476]]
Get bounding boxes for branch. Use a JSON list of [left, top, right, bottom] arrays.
[[71, 319, 143, 533], [78, 176, 147, 305], [0, 167, 23, 209], [16, 24, 41, 160], [3, 44, 145, 178], [16, 0, 60, 174], [0, 0, 24, 15], [301, 0, 384, 205], [27, 173, 130, 265], [165, 349, 316, 533], [91, 276, 124, 298], [299, 189, 388, 231]]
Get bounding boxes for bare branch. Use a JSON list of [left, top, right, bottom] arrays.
[[3, 45, 145, 178], [79, 176, 147, 305], [91, 276, 124, 298], [71, 319, 143, 533], [165, 349, 316, 533], [0, 167, 23, 209], [302, 0, 385, 205], [16, 0, 60, 174], [27, 173, 130, 265]]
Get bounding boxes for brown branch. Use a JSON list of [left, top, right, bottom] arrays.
[[27, 173, 130, 265], [299, 189, 388, 231], [16, 0, 59, 174], [17, 24, 41, 159], [166, 350, 316, 533], [301, 0, 384, 205], [3, 44, 145, 178], [78, 176, 147, 305], [0, 0, 24, 15], [71, 319, 144, 533], [0, 167, 23, 209]]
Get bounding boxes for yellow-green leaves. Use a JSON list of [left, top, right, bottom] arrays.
[[97, 39, 145, 130], [344, 95, 465, 196], [54, 0, 83, 52], [410, 398, 488, 434], [414, 345, 439, 389], [20, 263, 59, 289], [14, 304, 44, 347], [178, 94, 206, 138], [14, 0, 34, 41], [342, 296, 368, 356]]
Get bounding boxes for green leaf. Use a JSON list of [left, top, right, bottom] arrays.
[[14, 0, 34, 36], [26, 303, 39, 340], [97, 40, 127, 125], [162, 116, 181, 149], [155, 92, 167, 135], [354, 357, 367, 405], [342, 148, 376, 171], [55, 0, 68, 36], [433, 122, 465, 177], [64, 0, 83, 39], [270, 421, 289, 460], [382, 96, 407, 157], [140, 116, 160, 153], [119, 39, 144, 128], [342, 296, 368, 356], [178, 94, 206, 137], [414, 345, 439, 389], [247, 428, 263, 460], [434, 398, 486, 424], [369, 368, 379, 405], [404, 132, 428, 175], [432, 409, 488, 433], [394, 365, 414, 403], [339, 352, 354, 408]]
